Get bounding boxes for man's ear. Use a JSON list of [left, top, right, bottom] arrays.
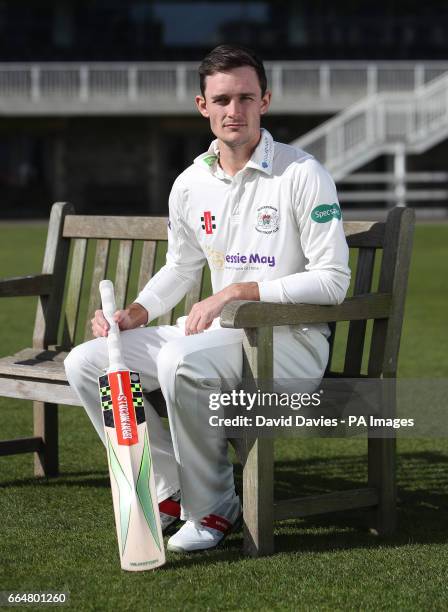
[[260, 90, 272, 116], [195, 95, 209, 118]]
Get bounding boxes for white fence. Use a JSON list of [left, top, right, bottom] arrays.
[[293, 71, 448, 180], [338, 172, 448, 207], [1, 61, 448, 115]]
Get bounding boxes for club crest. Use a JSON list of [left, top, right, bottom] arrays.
[[256, 206, 279, 234]]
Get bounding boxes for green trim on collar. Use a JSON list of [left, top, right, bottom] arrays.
[[203, 154, 218, 167]]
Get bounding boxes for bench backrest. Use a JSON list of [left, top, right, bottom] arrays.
[[34, 203, 414, 379]]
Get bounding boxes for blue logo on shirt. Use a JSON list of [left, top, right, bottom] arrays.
[[225, 253, 276, 267]]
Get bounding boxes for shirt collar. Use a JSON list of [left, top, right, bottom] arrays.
[[245, 129, 274, 175], [194, 128, 274, 177]]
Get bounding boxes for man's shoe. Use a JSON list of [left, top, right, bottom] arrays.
[[167, 495, 241, 553], [159, 491, 181, 534]]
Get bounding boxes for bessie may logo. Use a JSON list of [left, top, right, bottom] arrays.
[[311, 203, 342, 222], [225, 252, 276, 267]]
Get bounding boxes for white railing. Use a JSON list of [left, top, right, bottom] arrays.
[[1, 61, 448, 114], [337, 172, 448, 205], [292, 71, 448, 180]]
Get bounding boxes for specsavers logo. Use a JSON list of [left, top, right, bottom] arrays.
[[311, 203, 342, 223]]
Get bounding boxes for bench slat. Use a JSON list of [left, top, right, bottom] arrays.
[[0, 274, 53, 297], [344, 221, 385, 248], [221, 293, 392, 328], [0, 356, 67, 382], [115, 240, 134, 309], [62, 238, 88, 347], [63, 217, 385, 247], [63, 216, 384, 246], [0, 349, 69, 381], [138, 241, 156, 292], [84, 239, 110, 340], [156, 311, 173, 325], [0, 377, 79, 405], [274, 488, 379, 520], [33, 203, 73, 349], [184, 283, 202, 315], [0, 437, 45, 456], [344, 247, 376, 375], [63, 215, 168, 240]]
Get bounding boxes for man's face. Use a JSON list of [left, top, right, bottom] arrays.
[[195, 66, 271, 149]]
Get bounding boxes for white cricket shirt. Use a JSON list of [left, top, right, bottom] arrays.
[[136, 129, 350, 332]]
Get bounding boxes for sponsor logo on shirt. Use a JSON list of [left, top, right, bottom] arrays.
[[311, 203, 342, 223], [255, 206, 279, 234], [201, 211, 216, 234], [225, 253, 276, 267], [204, 245, 225, 271], [261, 134, 272, 169]]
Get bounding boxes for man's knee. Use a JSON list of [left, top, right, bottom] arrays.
[[64, 344, 82, 376], [156, 340, 184, 383], [156, 339, 209, 387], [64, 345, 86, 387], [64, 338, 106, 384], [158, 340, 227, 398]]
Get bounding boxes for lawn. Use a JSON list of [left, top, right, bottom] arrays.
[[0, 221, 447, 611]]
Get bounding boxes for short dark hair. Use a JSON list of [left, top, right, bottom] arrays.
[[198, 44, 267, 97]]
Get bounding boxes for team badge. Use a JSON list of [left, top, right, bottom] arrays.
[[255, 206, 279, 234], [201, 211, 216, 234]]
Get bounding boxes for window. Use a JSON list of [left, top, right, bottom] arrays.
[[153, 1, 269, 46]]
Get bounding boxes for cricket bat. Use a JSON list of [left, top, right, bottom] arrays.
[[98, 279, 165, 571]]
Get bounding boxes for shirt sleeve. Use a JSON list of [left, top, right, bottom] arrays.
[[257, 158, 351, 305], [134, 180, 206, 321]]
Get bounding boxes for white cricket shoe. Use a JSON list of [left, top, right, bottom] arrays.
[[159, 491, 181, 534], [167, 495, 242, 553]]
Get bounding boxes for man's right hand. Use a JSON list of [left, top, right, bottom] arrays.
[[91, 303, 149, 338]]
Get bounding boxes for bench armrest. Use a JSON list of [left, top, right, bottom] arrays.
[[0, 274, 53, 297], [220, 293, 392, 329]]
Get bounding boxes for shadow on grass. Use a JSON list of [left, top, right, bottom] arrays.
[[0, 470, 110, 489], [1, 450, 447, 566]]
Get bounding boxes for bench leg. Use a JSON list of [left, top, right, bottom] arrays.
[[243, 437, 274, 556], [368, 436, 396, 535], [33, 401, 59, 477], [368, 379, 397, 535]]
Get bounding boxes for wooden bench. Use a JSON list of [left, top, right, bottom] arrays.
[[0, 202, 415, 556]]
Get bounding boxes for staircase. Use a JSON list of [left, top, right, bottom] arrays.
[[291, 71, 448, 181]]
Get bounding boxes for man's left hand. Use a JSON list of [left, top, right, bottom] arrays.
[[184, 282, 260, 335]]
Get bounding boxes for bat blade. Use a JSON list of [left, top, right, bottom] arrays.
[[98, 280, 165, 571]]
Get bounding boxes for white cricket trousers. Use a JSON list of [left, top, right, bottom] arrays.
[[64, 317, 329, 521]]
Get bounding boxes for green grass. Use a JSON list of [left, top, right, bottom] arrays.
[[0, 222, 447, 611]]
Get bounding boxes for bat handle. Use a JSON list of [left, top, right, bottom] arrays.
[[99, 280, 127, 372]]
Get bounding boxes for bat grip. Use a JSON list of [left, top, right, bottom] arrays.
[[99, 280, 127, 372]]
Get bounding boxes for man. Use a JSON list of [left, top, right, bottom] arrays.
[[65, 45, 350, 553]]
